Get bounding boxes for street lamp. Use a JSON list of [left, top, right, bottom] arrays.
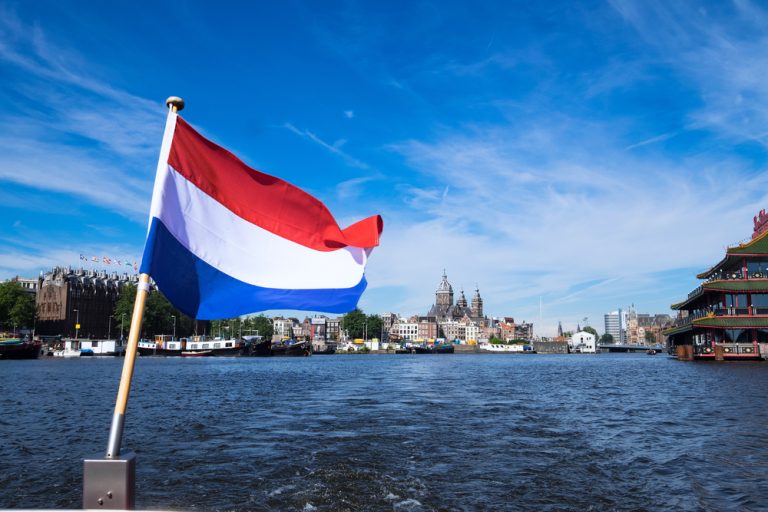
[[171, 315, 176, 341], [120, 313, 125, 340], [73, 309, 80, 339]]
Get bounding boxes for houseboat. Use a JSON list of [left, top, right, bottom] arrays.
[[137, 335, 182, 356], [138, 335, 248, 356], [665, 209, 768, 361]]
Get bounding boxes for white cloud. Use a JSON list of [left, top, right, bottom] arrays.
[[283, 122, 370, 170], [0, 7, 162, 220], [344, 110, 354, 119]]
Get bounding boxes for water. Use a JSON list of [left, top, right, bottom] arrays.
[[1, 354, 766, 511]]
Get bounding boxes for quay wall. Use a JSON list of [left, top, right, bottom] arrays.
[[533, 341, 568, 354]]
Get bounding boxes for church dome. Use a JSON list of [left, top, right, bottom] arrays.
[[436, 270, 453, 294]]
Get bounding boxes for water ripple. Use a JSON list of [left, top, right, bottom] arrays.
[[1, 354, 766, 511]]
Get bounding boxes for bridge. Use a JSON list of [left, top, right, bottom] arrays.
[[597, 343, 665, 353]]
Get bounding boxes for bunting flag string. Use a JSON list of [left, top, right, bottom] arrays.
[[79, 254, 139, 272]]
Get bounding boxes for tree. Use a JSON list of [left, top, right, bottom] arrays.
[[245, 315, 274, 339], [600, 333, 614, 344], [582, 326, 598, 338], [0, 281, 35, 332], [489, 334, 504, 344], [341, 308, 366, 339], [645, 330, 657, 343], [366, 314, 382, 340], [113, 284, 195, 338]]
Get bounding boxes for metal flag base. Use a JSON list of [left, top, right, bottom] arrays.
[[83, 450, 136, 510]]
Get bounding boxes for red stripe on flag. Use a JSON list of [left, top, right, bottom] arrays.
[[168, 116, 383, 252]]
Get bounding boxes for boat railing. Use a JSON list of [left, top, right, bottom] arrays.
[[673, 306, 760, 328]]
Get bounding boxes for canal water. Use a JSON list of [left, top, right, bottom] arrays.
[[1, 354, 766, 511]]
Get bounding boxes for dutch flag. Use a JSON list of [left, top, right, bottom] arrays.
[[140, 112, 383, 319]]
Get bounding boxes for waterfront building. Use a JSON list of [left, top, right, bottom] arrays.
[[36, 266, 140, 338], [327, 317, 341, 341], [569, 331, 597, 353], [416, 316, 439, 340], [427, 271, 488, 327], [5, 275, 38, 297], [272, 317, 291, 340], [665, 210, 768, 360], [625, 305, 673, 345], [603, 310, 626, 343], [391, 318, 418, 341]]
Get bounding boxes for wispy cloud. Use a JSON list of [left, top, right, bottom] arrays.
[[609, 0, 768, 145], [283, 122, 370, 169], [624, 132, 677, 151], [0, 5, 162, 220]]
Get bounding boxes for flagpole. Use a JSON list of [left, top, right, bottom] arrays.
[[104, 96, 185, 460], [84, 96, 184, 510]]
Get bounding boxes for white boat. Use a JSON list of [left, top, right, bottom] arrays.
[[79, 339, 126, 356], [53, 339, 82, 357], [478, 343, 528, 353], [53, 338, 126, 357]]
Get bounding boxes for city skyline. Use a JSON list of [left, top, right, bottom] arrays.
[[3, 1, 768, 336]]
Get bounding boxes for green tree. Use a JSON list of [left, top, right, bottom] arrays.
[[244, 314, 274, 339], [366, 314, 383, 340], [0, 281, 35, 332], [599, 333, 614, 344], [645, 330, 656, 343], [582, 326, 599, 338], [113, 284, 195, 338], [341, 308, 366, 339], [489, 334, 504, 344]]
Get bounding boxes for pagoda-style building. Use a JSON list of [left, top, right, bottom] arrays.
[[665, 210, 768, 360]]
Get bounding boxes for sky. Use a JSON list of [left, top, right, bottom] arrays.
[[2, 0, 768, 336]]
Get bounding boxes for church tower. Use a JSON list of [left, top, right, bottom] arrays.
[[457, 289, 468, 308], [436, 270, 454, 307], [470, 286, 483, 319]]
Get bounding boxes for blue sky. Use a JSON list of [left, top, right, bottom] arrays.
[[2, 0, 768, 335]]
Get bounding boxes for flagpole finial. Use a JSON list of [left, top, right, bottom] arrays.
[[165, 96, 185, 112]]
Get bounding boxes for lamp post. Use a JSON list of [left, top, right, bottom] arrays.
[[73, 309, 80, 339], [171, 315, 176, 341], [108, 315, 112, 340], [120, 313, 125, 340]]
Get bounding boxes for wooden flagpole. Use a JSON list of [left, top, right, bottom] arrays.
[[105, 96, 185, 459]]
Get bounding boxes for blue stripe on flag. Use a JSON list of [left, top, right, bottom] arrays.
[[140, 218, 368, 319]]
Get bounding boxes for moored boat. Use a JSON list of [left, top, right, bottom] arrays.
[[53, 339, 82, 358], [271, 339, 311, 356], [181, 350, 213, 357], [0, 338, 42, 360], [243, 335, 271, 356]]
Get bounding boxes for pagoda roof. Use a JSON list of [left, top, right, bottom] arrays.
[[693, 316, 768, 329], [672, 279, 768, 310], [697, 230, 768, 279], [663, 315, 768, 336]]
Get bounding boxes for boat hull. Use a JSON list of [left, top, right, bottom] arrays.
[[0, 340, 42, 360], [271, 341, 311, 356]]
